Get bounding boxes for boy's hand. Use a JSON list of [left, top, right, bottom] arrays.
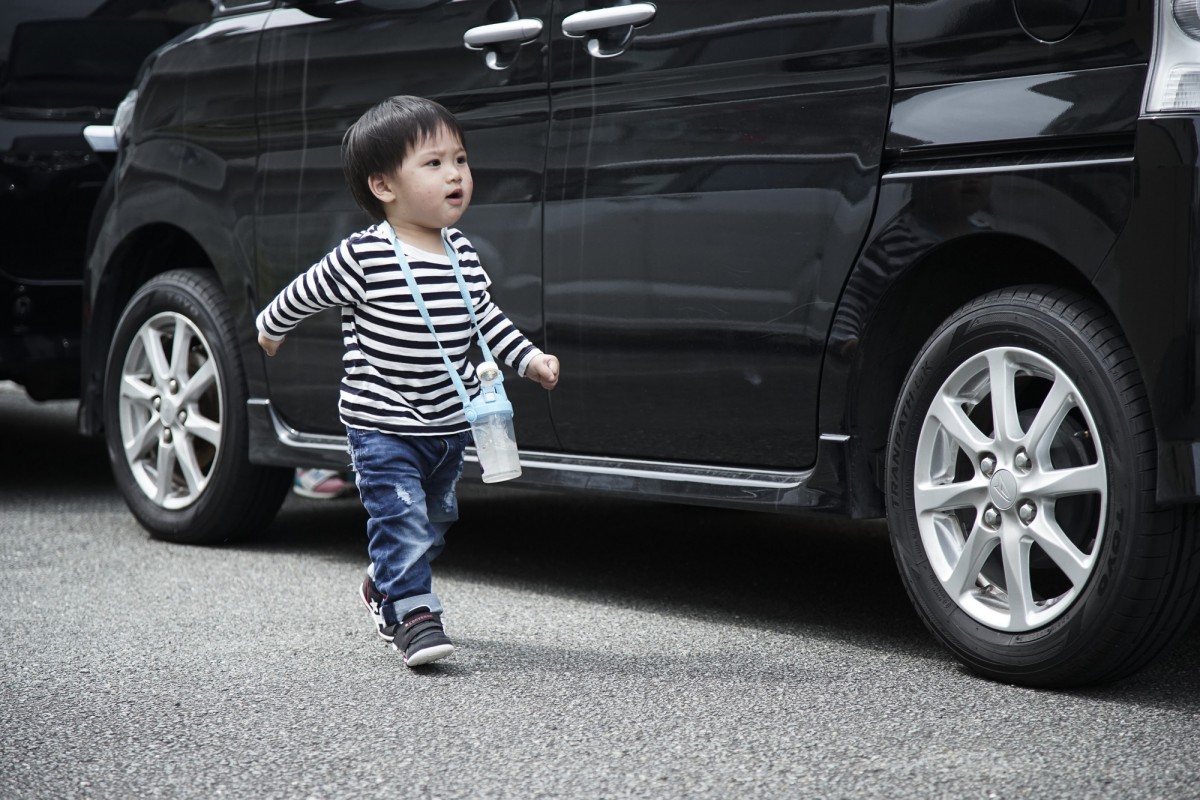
[[526, 353, 560, 390], [259, 332, 285, 357]]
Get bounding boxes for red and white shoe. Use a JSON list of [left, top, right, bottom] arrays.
[[293, 468, 353, 499]]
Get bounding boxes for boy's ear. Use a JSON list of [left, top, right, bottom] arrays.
[[368, 172, 395, 204]]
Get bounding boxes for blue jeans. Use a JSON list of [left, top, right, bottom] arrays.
[[346, 427, 469, 626]]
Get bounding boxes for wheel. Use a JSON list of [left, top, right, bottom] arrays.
[[103, 269, 291, 544], [886, 286, 1200, 687]]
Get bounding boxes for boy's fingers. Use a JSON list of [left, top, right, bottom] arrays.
[[542, 356, 559, 388], [527, 354, 559, 387]]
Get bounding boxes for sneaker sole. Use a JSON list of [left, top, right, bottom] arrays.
[[402, 643, 455, 667]]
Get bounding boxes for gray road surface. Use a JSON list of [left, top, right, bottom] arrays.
[[2, 382, 1199, 799]]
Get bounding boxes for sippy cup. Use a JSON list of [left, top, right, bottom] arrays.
[[466, 361, 522, 483]]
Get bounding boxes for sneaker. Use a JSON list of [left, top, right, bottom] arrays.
[[360, 569, 389, 640], [360, 571, 455, 666], [390, 608, 455, 667], [293, 468, 353, 499]]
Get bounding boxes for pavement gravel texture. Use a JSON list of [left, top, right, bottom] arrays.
[[2, 382, 1199, 799]]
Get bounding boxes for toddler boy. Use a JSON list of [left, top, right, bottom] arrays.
[[256, 95, 559, 666]]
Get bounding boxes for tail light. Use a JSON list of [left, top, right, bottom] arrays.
[[1146, 0, 1200, 111]]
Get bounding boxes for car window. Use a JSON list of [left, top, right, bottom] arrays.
[[1, 19, 186, 110]]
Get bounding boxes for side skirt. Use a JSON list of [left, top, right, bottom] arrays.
[[247, 398, 857, 515]]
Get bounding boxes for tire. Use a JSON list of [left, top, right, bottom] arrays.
[[886, 285, 1200, 687], [102, 269, 291, 544]]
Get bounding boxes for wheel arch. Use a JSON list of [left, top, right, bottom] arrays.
[[80, 222, 222, 437], [820, 232, 1102, 516]]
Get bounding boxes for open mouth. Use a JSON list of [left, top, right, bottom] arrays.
[[447, 189, 463, 200]]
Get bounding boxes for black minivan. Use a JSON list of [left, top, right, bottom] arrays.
[[81, 0, 1200, 687]]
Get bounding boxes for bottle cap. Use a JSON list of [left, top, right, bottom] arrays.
[[477, 361, 500, 384]]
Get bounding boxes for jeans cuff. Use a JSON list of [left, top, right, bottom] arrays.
[[386, 592, 443, 624]]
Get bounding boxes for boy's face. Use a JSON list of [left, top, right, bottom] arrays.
[[370, 124, 472, 243]]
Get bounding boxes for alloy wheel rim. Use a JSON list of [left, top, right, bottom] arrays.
[[117, 311, 223, 509], [913, 346, 1107, 632]]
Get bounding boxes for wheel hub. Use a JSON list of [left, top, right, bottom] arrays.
[[159, 392, 180, 423], [988, 468, 1018, 511]]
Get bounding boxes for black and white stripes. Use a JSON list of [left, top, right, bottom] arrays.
[[256, 225, 540, 436]]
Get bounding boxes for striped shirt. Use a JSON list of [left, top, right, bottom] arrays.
[[256, 224, 541, 436]]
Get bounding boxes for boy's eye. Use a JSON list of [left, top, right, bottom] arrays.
[[427, 159, 441, 167]]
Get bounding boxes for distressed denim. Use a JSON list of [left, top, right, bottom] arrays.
[[346, 426, 469, 625]]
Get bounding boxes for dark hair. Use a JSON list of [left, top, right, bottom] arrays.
[[341, 95, 466, 220]]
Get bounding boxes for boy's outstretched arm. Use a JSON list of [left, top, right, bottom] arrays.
[[525, 353, 560, 390], [255, 237, 365, 357]]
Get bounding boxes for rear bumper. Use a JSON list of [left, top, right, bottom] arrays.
[[1100, 116, 1200, 503]]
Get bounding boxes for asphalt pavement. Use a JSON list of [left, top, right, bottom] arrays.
[[2, 381, 1199, 799]]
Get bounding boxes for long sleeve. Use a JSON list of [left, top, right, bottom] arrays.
[[474, 292, 541, 377], [256, 238, 366, 340]]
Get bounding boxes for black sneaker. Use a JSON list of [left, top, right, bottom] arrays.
[[360, 571, 389, 641], [390, 608, 455, 667]]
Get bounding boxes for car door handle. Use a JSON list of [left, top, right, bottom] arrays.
[[561, 3, 657, 37], [463, 19, 544, 49]]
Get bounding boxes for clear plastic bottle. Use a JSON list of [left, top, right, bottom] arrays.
[[469, 361, 521, 483]]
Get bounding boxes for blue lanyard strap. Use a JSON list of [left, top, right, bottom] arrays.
[[441, 235, 496, 365], [383, 223, 494, 409]]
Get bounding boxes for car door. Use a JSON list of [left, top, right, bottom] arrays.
[[544, 1, 891, 468], [254, 0, 555, 446]]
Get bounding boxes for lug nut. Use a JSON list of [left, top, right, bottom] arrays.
[[178, 410, 187, 423], [1015, 451, 1031, 471], [162, 429, 173, 444], [168, 379, 179, 394], [983, 506, 1001, 528], [980, 456, 996, 477], [152, 396, 162, 411], [1018, 501, 1036, 524]]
